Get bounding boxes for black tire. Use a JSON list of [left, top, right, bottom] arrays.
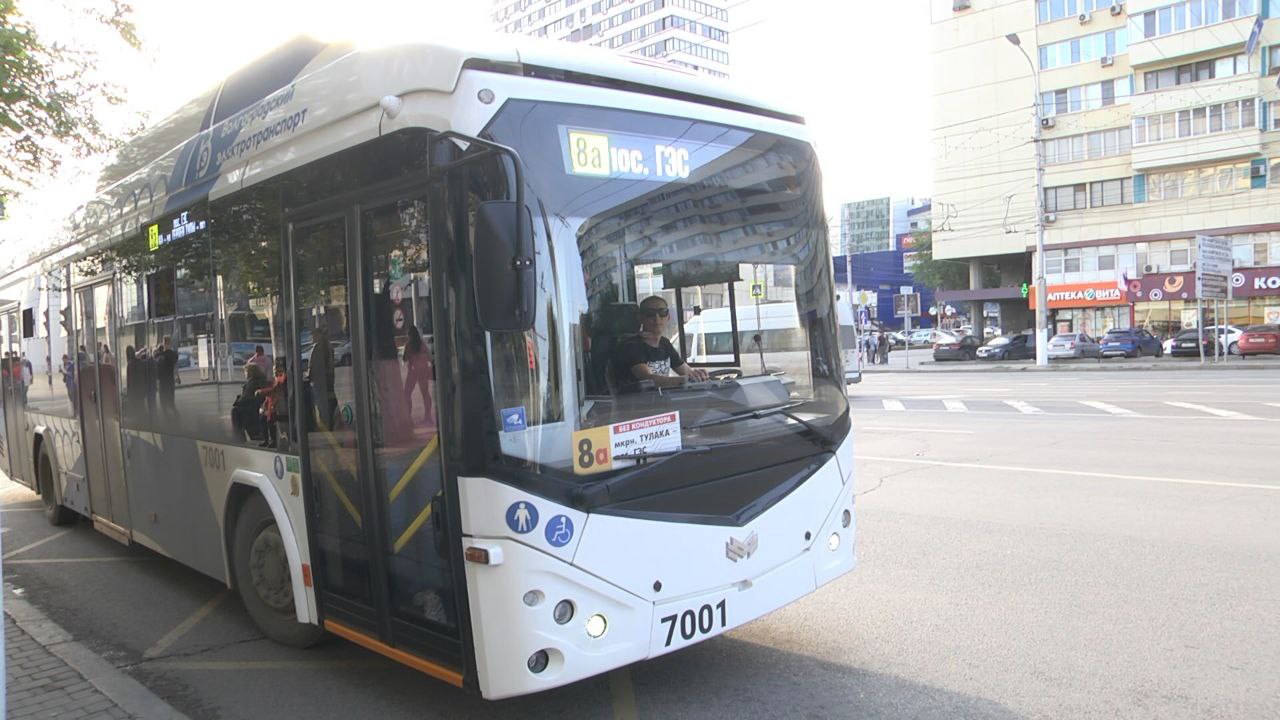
[[232, 494, 323, 648], [38, 447, 75, 526], [1228, 342, 1239, 356]]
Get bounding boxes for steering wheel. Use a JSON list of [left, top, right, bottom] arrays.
[[708, 368, 742, 380]]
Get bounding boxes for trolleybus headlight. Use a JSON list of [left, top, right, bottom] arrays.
[[828, 532, 841, 551], [585, 613, 608, 638], [553, 599, 575, 625], [523, 590, 544, 607], [841, 509, 851, 528], [527, 649, 550, 674]]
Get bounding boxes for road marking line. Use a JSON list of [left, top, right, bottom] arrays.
[[1004, 400, 1043, 414], [882, 399, 906, 411], [1266, 403, 1280, 408], [943, 400, 968, 413], [609, 668, 640, 720], [147, 660, 382, 671], [858, 455, 1280, 491], [144, 591, 229, 659], [1079, 400, 1137, 416], [1, 529, 73, 560], [858, 425, 975, 435], [5, 557, 140, 564], [1165, 401, 1258, 419]]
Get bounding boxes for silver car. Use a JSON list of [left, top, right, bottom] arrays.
[[1047, 332, 1101, 359]]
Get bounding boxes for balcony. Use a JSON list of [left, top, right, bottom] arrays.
[[1128, 15, 1255, 67], [1130, 77, 1259, 116], [1131, 128, 1261, 170]]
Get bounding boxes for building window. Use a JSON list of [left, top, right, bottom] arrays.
[[1269, 100, 1280, 131], [1042, 77, 1133, 116], [1133, 98, 1258, 145], [1268, 46, 1280, 75], [1038, 0, 1123, 23], [1135, 0, 1257, 42], [1142, 53, 1249, 91], [1045, 184, 1087, 211], [1089, 178, 1135, 207], [1039, 29, 1127, 70]]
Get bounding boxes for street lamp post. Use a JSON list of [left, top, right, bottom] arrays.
[[1006, 32, 1049, 367]]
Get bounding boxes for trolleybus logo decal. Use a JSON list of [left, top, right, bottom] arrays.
[[506, 501, 538, 534], [725, 531, 758, 562], [545, 515, 574, 548]]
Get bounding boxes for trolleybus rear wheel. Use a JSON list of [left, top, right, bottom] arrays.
[[38, 447, 75, 526], [233, 494, 323, 648]]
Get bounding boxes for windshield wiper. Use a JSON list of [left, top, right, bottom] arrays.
[[686, 401, 835, 449]]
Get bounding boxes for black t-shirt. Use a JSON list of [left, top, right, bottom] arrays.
[[611, 336, 685, 392]]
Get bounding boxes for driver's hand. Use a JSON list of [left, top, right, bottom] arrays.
[[689, 367, 709, 382]]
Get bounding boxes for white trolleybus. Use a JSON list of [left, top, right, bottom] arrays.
[[0, 35, 855, 699]]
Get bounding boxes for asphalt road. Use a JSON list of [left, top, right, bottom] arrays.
[[3, 367, 1279, 719]]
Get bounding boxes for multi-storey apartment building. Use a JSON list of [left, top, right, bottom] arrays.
[[491, 0, 731, 78], [932, 0, 1280, 340]]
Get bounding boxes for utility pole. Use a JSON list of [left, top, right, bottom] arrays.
[[1006, 32, 1049, 367]]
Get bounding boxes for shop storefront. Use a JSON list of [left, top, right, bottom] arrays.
[[1028, 281, 1130, 336], [1127, 267, 1280, 337]]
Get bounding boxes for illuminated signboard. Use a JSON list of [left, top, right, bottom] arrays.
[[148, 208, 208, 252], [561, 127, 733, 182]]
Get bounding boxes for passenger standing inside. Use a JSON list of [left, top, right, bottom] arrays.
[[60, 354, 76, 410], [308, 326, 336, 430], [248, 345, 271, 375], [155, 336, 179, 416], [402, 325, 435, 427], [256, 357, 289, 449], [20, 353, 32, 403], [124, 346, 144, 421], [232, 362, 269, 441]]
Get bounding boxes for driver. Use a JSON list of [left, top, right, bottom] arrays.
[[611, 296, 709, 393]]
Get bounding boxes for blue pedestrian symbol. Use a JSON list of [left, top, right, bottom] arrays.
[[545, 515, 574, 548], [273, 455, 285, 480], [506, 501, 538, 534]]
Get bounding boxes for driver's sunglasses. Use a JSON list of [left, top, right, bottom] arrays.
[[641, 307, 670, 318]]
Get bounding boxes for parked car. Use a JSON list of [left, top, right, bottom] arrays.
[[1204, 325, 1245, 355], [888, 331, 907, 348], [1239, 324, 1280, 357], [1047, 332, 1101, 359], [933, 333, 981, 361], [976, 333, 1035, 361], [1099, 328, 1162, 358], [1169, 329, 1219, 357]]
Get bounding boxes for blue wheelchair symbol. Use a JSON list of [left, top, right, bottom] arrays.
[[506, 501, 538, 534], [545, 515, 574, 548]]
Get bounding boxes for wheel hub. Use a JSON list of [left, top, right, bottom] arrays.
[[249, 526, 293, 612]]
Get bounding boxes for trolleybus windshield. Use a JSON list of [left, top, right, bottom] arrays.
[[480, 100, 847, 484]]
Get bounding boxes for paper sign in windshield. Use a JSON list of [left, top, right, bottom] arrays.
[[572, 411, 682, 476]]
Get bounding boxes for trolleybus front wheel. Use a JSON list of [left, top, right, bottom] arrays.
[[233, 494, 323, 648]]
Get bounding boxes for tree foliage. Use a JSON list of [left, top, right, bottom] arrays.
[[0, 0, 139, 202], [906, 222, 970, 293]]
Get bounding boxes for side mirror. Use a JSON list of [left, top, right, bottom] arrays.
[[472, 200, 535, 332]]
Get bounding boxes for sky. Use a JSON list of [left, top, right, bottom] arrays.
[[0, 0, 931, 261]]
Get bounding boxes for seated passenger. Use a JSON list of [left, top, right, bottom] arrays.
[[610, 296, 709, 393]]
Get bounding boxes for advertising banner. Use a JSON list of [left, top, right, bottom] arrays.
[[1129, 267, 1280, 301], [1028, 281, 1127, 309]]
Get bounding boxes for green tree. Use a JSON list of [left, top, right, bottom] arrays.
[[906, 222, 969, 293], [0, 0, 139, 202]]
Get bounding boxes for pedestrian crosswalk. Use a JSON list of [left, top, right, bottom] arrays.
[[864, 397, 1276, 420]]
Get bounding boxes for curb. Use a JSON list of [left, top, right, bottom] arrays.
[[5, 592, 190, 720], [861, 360, 1280, 374]]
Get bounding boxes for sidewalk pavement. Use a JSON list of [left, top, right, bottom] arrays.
[[5, 590, 188, 720]]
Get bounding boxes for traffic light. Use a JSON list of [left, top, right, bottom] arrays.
[[59, 305, 72, 337]]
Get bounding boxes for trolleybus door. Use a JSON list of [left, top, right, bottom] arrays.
[[72, 282, 130, 538], [289, 196, 461, 673], [0, 307, 30, 484]]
